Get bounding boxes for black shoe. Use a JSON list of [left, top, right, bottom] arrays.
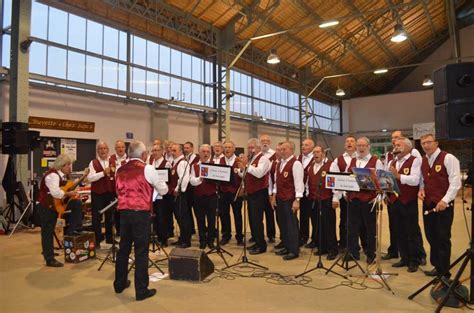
[[248, 247, 266, 255], [46, 259, 64, 267], [275, 249, 289, 256], [381, 253, 398, 260], [114, 280, 131, 294], [236, 240, 244, 246], [268, 238, 275, 244], [327, 252, 337, 260], [424, 268, 438, 277], [159, 240, 168, 248], [283, 253, 298, 261], [304, 241, 316, 249], [248, 237, 255, 243], [247, 243, 258, 251], [67, 230, 83, 236], [178, 243, 191, 249], [207, 242, 215, 249], [420, 258, 427, 266], [220, 238, 229, 246], [136, 289, 157, 301], [366, 255, 375, 264], [313, 249, 328, 256], [274, 241, 284, 249], [407, 264, 418, 273], [392, 261, 408, 268], [199, 242, 207, 249], [343, 254, 359, 262], [170, 240, 180, 246]]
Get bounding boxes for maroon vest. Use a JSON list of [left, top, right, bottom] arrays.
[[193, 163, 217, 197], [270, 160, 279, 187], [421, 151, 450, 204], [148, 155, 155, 165], [188, 154, 200, 166], [348, 155, 378, 202], [298, 154, 314, 184], [168, 157, 185, 195], [269, 153, 277, 162], [152, 157, 168, 169], [386, 152, 394, 163], [38, 168, 64, 209], [91, 158, 113, 194], [307, 160, 333, 201], [108, 154, 127, 193], [220, 156, 242, 194], [336, 155, 349, 173], [388, 156, 419, 205], [116, 160, 153, 211], [276, 157, 297, 201], [245, 153, 269, 195]]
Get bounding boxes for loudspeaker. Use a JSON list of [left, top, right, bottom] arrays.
[[28, 130, 41, 149], [168, 248, 214, 281], [1, 122, 29, 154], [433, 62, 474, 105], [435, 102, 474, 140]]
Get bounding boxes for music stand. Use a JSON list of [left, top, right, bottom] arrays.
[[150, 168, 170, 261], [352, 167, 399, 293], [198, 163, 233, 267], [98, 198, 119, 271]]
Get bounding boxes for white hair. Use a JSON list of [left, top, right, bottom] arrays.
[[128, 140, 146, 158], [247, 138, 261, 148], [200, 144, 211, 151], [358, 137, 371, 145], [53, 154, 74, 170], [398, 137, 413, 150], [96, 141, 108, 151]]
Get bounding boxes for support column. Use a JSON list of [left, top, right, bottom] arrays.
[[10, 0, 32, 188]]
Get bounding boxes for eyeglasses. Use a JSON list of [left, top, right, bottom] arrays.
[[356, 144, 368, 147], [421, 140, 435, 145]]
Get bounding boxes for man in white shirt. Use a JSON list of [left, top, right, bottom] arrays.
[[419, 133, 461, 277], [271, 141, 304, 260], [298, 138, 315, 248], [212, 141, 224, 164], [259, 134, 276, 243]]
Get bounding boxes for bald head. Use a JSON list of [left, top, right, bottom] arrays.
[[302, 138, 315, 155]]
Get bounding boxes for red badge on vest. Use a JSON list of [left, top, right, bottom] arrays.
[[171, 169, 176, 175], [283, 171, 288, 178], [403, 168, 409, 175], [234, 168, 239, 174], [435, 165, 442, 172], [321, 171, 327, 177]]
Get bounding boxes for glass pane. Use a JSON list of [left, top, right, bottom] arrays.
[[132, 67, 146, 94], [31, 2, 48, 39], [48, 7, 67, 45], [170, 77, 181, 100], [85, 55, 102, 86], [118, 64, 127, 91], [159, 45, 170, 73], [147, 41, 159, 70], [2, 35, 10, 68], [191, 57, 202, 82], [204, 60, 213, 84], [132, 35, 146, 66], [2, 0, 12, 29], [181, 53, 191, 79], [47, 46, 66, 78], [103, 26, 118, 59], [205, 86, 213, 107], [191, 83, 202, 105], [119, 31, 127, 61], [170, 48, 181, 76], [29, 42, 47, 75], [68, 14, 86, 50], [103, 60, 118, 89], [182, 80, 191, 103], [67, 51, 85, 82], [159, 74, 170, 99], [146, 71, 158, 97], [86, 20, 103, 55]]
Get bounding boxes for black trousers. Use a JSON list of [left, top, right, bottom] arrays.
[[276, 198, 300, 255], [263, 195, 276, 240], [219, 192, 243, 241], [91, 191, 116, 243], [114, 210, 150, 297], [348, 199, 376, 259], [299, 196, 313, 243], [153, 198, 169, 243], [185, 188, 196, 232], [39, 199, 82, 262], [112, 193, 120, 234], [393, 199, 421, 266], [163, 194, 175, 237], [173, 194, 192, 245], [194, 194, 217, 244], [247, 188, 267, 250], [314, 198, 338, 254], [423, 202, 454, 276], [386, 203, 399, 256]]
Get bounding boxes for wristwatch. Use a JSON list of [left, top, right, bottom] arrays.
[[296, 198, 301, 202]]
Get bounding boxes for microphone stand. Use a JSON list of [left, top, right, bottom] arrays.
[[224, 153, 268, 271], [297, 160, 346, 279]]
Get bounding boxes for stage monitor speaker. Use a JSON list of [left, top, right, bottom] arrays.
[[168, 248, 214, 281], [433, 62, 474, 105], [1, 122, 29, 154], [28, 130, 41, 149], [435, 102, 474, 140]]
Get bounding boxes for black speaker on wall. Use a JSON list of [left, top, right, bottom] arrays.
[[1, 122, 29, 154], [433, 63, 474, 140], [168, 248, 214, 281]]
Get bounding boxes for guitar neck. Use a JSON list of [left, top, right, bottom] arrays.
[[67, 173, 87, 191]]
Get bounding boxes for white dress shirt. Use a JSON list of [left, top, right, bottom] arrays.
[[392, 154, 421, 186], [187, 153, 198, 165], [45, 170, 66, 199], [113, 153, 128, 167], [300, 152, 314, 169], [224, 154, 236, 166], [152, 157, 171, 169], [355, 153, 384, 170], [304, 159, 328, 196], [244, 152, 271, 178], [329, 152, 356, 202], [87, 157, 109, 182], [190, 158, 211, 187], [384, 148, 422, 170], [263, 148, 275, 160], [123, 158, 169, 201], [173, 155, 190, 193], [273, 155, 304, 198], [165, 154, 174, 163], [213, 154, 224, 164], [420, 148, 461, 203]]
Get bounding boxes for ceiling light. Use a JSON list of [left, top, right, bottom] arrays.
[[422, 75, 434, 87], [266, 49, 280, 64], [336, 88, 345, 96], [319, 20, 339, 28], [374, 68, 388, 74], [390, 24, 407, 43]]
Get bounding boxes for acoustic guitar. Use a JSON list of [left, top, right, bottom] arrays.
[[53, 168, 90, 217]]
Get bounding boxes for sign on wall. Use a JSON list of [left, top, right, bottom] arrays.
[[413, 122, 435, 140], [60, 138, 77, 160], [29, 116, 95, 132]]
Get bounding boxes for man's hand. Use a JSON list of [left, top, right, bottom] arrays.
[[435, 200, 448, 212], [238, 154, 248, 170], [389, 166, 400, 179], [104, 167, 111, 176], [331, 201, 339, 209], [270, 195, 276, 210], [292, 199, 300, 213], [418, 189, 425, 201], [64, 191, 78, 198]]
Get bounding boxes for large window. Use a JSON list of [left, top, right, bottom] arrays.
[[1, 0, 341, 133]]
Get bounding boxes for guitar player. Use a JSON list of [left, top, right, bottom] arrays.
[[37, 154, 84, 267]]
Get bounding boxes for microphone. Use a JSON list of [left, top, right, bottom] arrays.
[[324, 148, 331, 152]]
